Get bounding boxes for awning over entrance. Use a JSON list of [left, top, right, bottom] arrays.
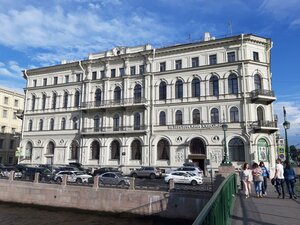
[[188, 154, 206, 159]]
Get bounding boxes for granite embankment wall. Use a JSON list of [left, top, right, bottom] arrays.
[[0, 178, 210, 220]]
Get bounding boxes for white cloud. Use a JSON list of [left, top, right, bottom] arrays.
[[0, 61, 24, 79]]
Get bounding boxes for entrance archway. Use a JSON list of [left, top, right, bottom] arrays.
[[188, 138, 206, 174]]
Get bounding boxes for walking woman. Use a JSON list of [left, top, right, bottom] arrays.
[[252, 163, 263, 198], [259, 161, 270, 196], [284, 161, 297, 199], [241, 163, 252, 198]]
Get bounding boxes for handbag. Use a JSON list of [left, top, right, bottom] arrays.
[[271, 178, 275, 185]]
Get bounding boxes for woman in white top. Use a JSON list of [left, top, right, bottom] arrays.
[[241, 163, 252, 198]]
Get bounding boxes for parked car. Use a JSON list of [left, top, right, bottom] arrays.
[[176, 166, 203, 177], [22, 167, 54, 182], [69, 163, 92, 175], [93, 167, 122, 176], [99, 172, 130, 186], [54, 171, 93, 184], [130, 166, 162, 179], [164, 171, 203, 185]]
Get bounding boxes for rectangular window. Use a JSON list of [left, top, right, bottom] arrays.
[[13, 111, 17, 119], [33, 79, 37, 87], [209, 54, 217, 65], [100, 70, 105, 78], [14, 99, 19, 107], [54, 77, 58, 85], [0, 139, 3, 149], [43, 78, 47, 86], [253, 51, 259, 61], [192, 57, 199, 67], [130, 66, 136, 75], [119, 68, 125, 76], [175, 60, 182, 70], [1, 126, 5, 133], [76, 73, 81, 82], [92, 71, 97, 80], [227, 52, 236, 62], [111, 69, 116, 78], [9, 140, 14, 149], [65, 75, 69, 83], [3, 110, 7, 118], [160, 62, 166, 72], [4, 96, 8, 104], [139, 65, 145, 75]]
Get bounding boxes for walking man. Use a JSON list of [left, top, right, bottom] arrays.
[[273, 159, 285, 198]]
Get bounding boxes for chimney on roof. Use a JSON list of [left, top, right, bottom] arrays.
[[204, 32, 211, 41], [61, 60, 67, 64]]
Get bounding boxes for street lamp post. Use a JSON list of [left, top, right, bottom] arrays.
[[283, 107, 293, 164], [221, 122, 232, 166]]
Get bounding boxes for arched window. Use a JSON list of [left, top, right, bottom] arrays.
[[49, 118, 54, 130], [94, 115, 100, 132], [63, 91, 68, 108], [134, 84, 142, 103], [28, 120, 33, 131], [131, 140, 142, 160], [90, 141, 100, 160], [74, 91, 80, 107], [32, 95, 36, 111], [192, 109, 200, 124], [175, 80, 183, 99], [47, 141, 55, 155], [230, 107, 239, 122], [25, 142, 33, 160], [113, 114, 120, 131], [254, 74, 262, 90], [73, 117, 78, 130], [229, 138, 245, 161], [42, 94, 47, 110], [175, 110, 183, 125], [257, 106, 264, 123], [157, 139, 170, 160], [134, 112, 141, 130], [39, 119, 43, 131], [114, 86, 121, 103], [61, 118, 66, 130], [70, 141, 79, 160], [192, 78, 200, 97], [159, 111, 166, 126], [95, 89, 101, 106], [110, 140, 120, 160], [228, 74, 238, 94], [52, 92, 57, 109], [159, 81, 167, 100], [210, 75, 219, 96], [211, 108, 219, 123]]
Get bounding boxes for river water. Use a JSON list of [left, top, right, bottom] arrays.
[[0, 202, 193, 225]]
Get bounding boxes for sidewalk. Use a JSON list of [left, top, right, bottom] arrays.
[[231, 183, 300, 225]]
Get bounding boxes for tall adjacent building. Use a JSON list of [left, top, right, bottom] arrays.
[[0, 87, 24, 164], [20, 33, 278, 174]]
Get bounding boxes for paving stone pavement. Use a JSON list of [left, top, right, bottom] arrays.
[[231, 182, 300, 225]]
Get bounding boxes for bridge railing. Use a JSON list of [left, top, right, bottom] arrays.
[[192, 173, 237, 225]]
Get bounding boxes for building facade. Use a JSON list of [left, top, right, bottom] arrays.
[[20, 34, 278, 174], [0, 88, 24, 164]]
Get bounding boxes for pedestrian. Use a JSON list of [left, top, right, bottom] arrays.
[[241, 163, 252, 198], [284, 161, 297, 199], [252, 162, 263, 198], [259, 161, 270, 196], [273, 158, 285, 199]]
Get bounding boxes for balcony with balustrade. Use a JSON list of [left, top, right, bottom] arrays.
[[251, 89, 276, 104], [81, 125, 148, 135], [251, 120, 279, 134]]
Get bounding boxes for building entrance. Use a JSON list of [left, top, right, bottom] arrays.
[[188, 138, 206, 175]]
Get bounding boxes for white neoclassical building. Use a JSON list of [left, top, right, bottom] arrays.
[[20, 33, 278, 174]]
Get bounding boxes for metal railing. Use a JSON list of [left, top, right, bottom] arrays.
[[82, 97, 147, 109], [82, 125, 148, 133], [192, 173, 237, 225], [251, 89, 275, 98], [252, 120, 277, 128]]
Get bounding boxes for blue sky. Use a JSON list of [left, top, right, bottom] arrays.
[[0, 0, 300, 145]]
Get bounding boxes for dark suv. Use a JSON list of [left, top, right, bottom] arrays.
[[130, 167, 162, 179], [22, 167, 54, 182]]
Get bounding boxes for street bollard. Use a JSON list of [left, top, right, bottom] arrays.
[[169, 179, 175, 191], [34, 172, 39, 183], [9, 171, 14, 181], [93, 175, 99, 189], [129, 177, 135, 190], [62, 174, 67, 186]]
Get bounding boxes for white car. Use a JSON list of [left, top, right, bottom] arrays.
[[176, 166, 203, 177], [164, 171, 203, 185], [54, 171, 92, 184]]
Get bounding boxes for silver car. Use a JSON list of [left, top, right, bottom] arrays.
[[54, 171, 92, 184], [99, 172, 130, 186]]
